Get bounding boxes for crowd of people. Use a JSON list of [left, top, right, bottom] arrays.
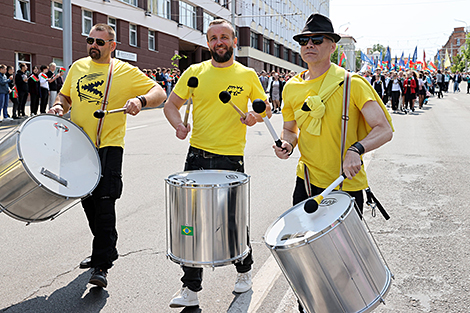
[[140, 67, 181, 98], [0, 62, 64, 122], [256, 67, 470, 115]]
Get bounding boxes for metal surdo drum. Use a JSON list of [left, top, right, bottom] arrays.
[[264, 191, 392, 313], [0, 115, 101, 223], [165, 170, 250, 268]]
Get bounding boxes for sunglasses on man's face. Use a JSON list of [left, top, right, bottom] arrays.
[[86, 37, 114, 46], [298, 35, 329, 46]]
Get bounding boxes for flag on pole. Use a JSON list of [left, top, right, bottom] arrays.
[[429, 61, 437, 71], [40, 73, 48, 80], [412, 46, 418, 63], [12, 86, 18, 98], [339, 51, 347, 67], [30, 74, 39, 82], [423, 50, 427, 69], [437, 50, 441, 68], [59, 67, 66, 73], [399, 52, 405, 67], [444, 49, 451, 68]]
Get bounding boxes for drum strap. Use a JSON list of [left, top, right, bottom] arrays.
[[339, 71, 352, 189], [95, 59, 115, 149]]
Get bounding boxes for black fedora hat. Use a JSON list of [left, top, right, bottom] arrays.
[[293, 13, 341, 43]]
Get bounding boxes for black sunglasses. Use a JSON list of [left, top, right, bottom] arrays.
[[86, 37, 114, 46], [298, 35, 329, 46]]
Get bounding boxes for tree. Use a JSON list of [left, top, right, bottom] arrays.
[[355, 50, 362, 70], [370, 44, 386, 54]]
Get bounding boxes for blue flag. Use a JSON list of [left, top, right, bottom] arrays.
[[437, 49, 441, 68], [399, 52, 405, 67], [412, 46, 417, 63]]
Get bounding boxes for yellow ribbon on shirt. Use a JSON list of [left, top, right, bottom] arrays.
[[294, 78, 344, 136]]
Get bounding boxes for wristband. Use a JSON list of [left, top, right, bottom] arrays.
[[54, 103, 64, 109], [350, 141, 365, 155], [287, 142, 294, 156], [137, 95, 147, 107]]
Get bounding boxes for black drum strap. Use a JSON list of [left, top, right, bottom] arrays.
[[365, 187, 390, 220]]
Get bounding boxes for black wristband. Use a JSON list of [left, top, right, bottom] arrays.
[[54, 103, 64, 109], [351, 141, 365, 155], [137, 95, 147, 107], [287, 142, 294, 156]]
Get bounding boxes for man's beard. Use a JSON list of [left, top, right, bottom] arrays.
[[210, 44, 233, 63], [89, 48, 101, 60]]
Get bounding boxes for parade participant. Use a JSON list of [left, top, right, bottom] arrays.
[[271, 14, 393, 311], [163, 19, 270, 308], [388, 71, 403, 113], [48, 23, 166, 288]]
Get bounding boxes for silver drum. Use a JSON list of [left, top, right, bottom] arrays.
[[264, 191, 392, 313], [0, 115, 101, 223], [165, 170, 250, 268]]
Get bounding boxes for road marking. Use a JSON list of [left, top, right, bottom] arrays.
[[127, 125, 148, 131], [248, 254, 282, 313]]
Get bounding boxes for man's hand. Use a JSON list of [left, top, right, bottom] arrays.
[[124, 98, 143, 116], [47, 104, 64, 116], [176, 122, 191, 140], [342, 150, 363, 180], [241, 111, 257, 126], [273, 140, 292, 159]]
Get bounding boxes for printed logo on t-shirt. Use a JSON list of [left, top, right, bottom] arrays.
[[76, 73, 105, 104], [226, 85, 244, 96]]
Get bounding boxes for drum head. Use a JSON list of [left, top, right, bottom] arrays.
[[166, 170, 249, 187], [17, 115, 101, 198], [264, 191, 353, 248]]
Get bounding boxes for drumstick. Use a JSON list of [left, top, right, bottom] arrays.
[[252, 99, 283, 148], [304, 173, 346, 213], [219, 91, 247, 119], [183, 76, 198, 126], [93, 108, 127, 119]]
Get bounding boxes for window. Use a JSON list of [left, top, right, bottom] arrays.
[[284, 47, 289, 61], [274, 43, 280, 58], [457, 38, 461, 46], [82, 10, 93, 35], [153, 0, 171, 19], [51, 1, 63, 29], [148, 30, 156, 51], [203, 12, 214, 34], [108, 17, 117, 39], [120, 0, 137, 6], [179, 1, 196, 29], [15, 0, 30, 21], [263, 37, 270, 54], [15, 53, 31, 72], [250, 32, 258, 50], [129, 23, 137, 47]]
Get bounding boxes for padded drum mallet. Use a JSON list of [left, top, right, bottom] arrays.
[[219, 91, 246, 119], [183, 76, 199, 126]]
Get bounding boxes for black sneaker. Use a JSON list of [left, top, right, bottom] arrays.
[[89, 268, 108, 288]]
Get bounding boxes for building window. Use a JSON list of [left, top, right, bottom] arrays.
[[263, 37, 270, 54], [203, 12, 214, 34], [15, 0, 30, 21], [179, 1, 196, 29], [250, 32, 258, 50], [15, 53, 31, 71], [284, 47, 289, 61], [51, 1, 63, 29], [108, 17, 117, 40], [82, 10, 93, 35], [120, 0, 137, 6], [274, 43, 280, 58], [457, 38, 461, 46], [151, 0, 171, 19], [149, 30, 156, 51], [129, 23, 137, 47]]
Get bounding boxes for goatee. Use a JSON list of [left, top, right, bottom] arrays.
[[210, 45, 233, 63], [89, 48, 101, 60]]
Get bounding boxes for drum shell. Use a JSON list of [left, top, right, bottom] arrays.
[[166, 170, 250, 267], [0, 115, 101, 222], [265, 192, 391, 313]]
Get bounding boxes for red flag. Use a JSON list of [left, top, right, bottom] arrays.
[[423, 50, 427, 69], [40, 73, 48, 80]]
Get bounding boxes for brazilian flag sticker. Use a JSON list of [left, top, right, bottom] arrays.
[[181, 225, 194, 236]]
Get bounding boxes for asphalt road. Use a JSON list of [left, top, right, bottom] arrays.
[[1, 88, 470, 313]]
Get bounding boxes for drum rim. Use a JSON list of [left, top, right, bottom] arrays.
[[16, 114, 101, 198], [165, 169, 250, 188], [264, 191, 353, 250]]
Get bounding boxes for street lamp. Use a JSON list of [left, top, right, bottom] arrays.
[[318, 0, 329, 14]]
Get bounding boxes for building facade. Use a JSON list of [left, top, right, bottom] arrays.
[[438, 26, 467, 63], [0, 0, 330, 74]]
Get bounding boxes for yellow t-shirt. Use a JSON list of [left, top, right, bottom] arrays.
[[282, 64, 393, 191], [173, 60, 267, 156], [60, 57, 156, 148]]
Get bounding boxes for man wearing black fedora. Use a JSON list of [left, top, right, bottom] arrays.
[[272, 13, 394, 312]]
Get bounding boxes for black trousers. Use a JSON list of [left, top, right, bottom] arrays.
[[10, 97, 19, 117], [18, 91, 28, 115], [39, 88, 49, 113], [181, 146, 253, 292], [30, 93, 40, 114], [294, 176, 364, 313], [391, 91, 400, 111], [81, 146, 123, 270]]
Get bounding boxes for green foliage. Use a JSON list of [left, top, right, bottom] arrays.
[[171, 53, 187, 68], [355, 50, 362, 70], [370, 44, 386, 54], [331, 47, 338, 64]]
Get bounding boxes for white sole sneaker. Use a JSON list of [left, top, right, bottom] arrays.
[[169, 287, 199, 308]]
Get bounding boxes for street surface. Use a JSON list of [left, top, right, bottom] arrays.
[[1, 88, 470, 312]]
